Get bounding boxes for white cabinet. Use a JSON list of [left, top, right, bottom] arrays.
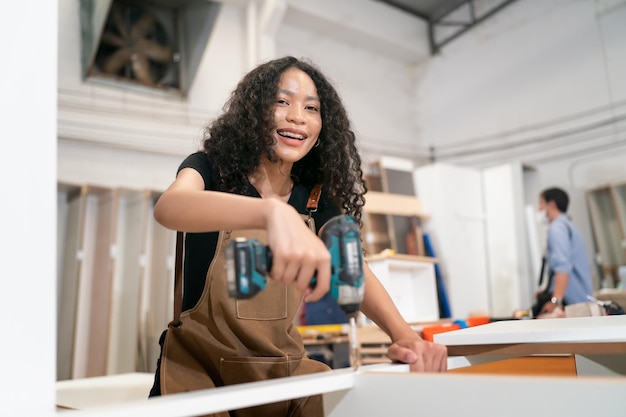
[[365, 254, 439, 323], [414, 163, 491, 318], [414, 162, 536, 318], [482, 163, 535, 316]]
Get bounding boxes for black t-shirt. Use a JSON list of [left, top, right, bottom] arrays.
[[177, 152, 342, 311]]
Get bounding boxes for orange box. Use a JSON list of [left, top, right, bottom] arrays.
[[421, 323, 461, 342], [466, 316, 490, 327]]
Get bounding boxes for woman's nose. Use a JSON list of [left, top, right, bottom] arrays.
[[286, 106, 304, 123]]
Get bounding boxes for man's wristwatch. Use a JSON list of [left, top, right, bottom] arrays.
[[550, 296, 562, 305]]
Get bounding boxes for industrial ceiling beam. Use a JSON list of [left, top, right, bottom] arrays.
[[377, 0, 519, 55], [429, 0, 519, 54]]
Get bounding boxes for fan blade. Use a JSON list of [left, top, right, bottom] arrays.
[[111, 5, 129, 39], [130, 14, 155, 41], [102, 48, 134, 74], [137, 38, 172, 62], [131, 53, 154, 86], [101, 31, 125, 48]]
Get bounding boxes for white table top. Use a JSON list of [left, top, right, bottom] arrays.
[[434, 315, 626, 346]]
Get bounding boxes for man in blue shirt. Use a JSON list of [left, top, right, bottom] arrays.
[[538, 187, 594, 314]]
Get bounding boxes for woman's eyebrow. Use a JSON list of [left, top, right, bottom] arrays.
[[277, 89, 320, 102]]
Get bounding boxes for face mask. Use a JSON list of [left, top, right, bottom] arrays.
[[537, 209, 549, 225]]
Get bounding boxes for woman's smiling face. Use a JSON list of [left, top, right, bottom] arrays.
[[271, 67, 322, 164]]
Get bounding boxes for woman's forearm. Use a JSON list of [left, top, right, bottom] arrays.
[[359, 263, 420, 342]]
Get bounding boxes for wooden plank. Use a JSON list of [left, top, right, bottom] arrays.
[[447, 356, 577, 377], [365, 251, 437, 263], [360, 347, 389, 355], [363, 191, 426, 217], [360, 357, 392, 365], [72, 185, 95, 379], [107, 189, 145, 375], [137, 191, 176, 373], [610, 183, 626, 264], [57, 185, 83, 381], [86, 187, 117, 377], [446, 341, 626, 356]]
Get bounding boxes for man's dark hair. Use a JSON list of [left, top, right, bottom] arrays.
[[541, 187, 569, 213]]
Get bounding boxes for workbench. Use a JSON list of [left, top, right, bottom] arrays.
[[57, 316, 626, 416], [435, 315, 626, 377]]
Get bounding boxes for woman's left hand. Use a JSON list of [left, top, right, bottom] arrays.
[[387, 338, 448, 372]]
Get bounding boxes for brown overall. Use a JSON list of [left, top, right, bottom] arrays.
[[160, 215, 330, 416]]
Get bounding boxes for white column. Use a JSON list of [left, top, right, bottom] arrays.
[[0, 0, 57, 415], [246, 0, 287, 69]]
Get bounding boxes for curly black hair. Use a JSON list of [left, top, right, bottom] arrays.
[[202, 56, 366, 223]]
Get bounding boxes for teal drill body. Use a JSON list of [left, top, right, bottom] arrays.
[[225, 215, 365, 316]]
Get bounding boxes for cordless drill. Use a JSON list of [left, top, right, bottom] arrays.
[[225, 214, 365, 316], [225, 214, 365, 368]]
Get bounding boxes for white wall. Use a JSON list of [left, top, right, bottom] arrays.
[[276, 0, 429, 162], [1, 1, 57, 415], [57, 0, 250, 191], [418, 0, 626, 165], [57, 0, 431, 191], [56, 0, 626, 191], [415, 0, 626, 281]]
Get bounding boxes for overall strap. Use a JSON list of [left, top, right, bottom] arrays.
[[170, 184, 322, 326], [305, 184, 322, 227], [170, 231, 184, 327], [306, 184, 322, 212]]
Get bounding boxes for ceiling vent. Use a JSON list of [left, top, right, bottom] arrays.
[[80, 0, 220, 96]]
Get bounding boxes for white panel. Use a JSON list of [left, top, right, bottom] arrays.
[[367, 258, 439, 323], [482, 163, 531, 316], [326, 371, 625, 417], [54, 364, 626, 416], [1, 1, 57, 413], [378, 156, 415, 172], [108, 190, 145, 374], [57, 187, 83, 381], [435, 315, 626, 345], [414, 163, 490, 318], [137, 193, 176, 373], [73, 194, 99, 378], [525, 204, 545, 289]]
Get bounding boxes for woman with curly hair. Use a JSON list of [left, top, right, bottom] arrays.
[[149, 56, 447, 416]]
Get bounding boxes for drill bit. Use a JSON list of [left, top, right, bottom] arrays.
[[347, 314, 359, 370]]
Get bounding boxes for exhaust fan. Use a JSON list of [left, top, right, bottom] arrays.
[[94, 2, 175, 88], [80, 0, 220, 95]]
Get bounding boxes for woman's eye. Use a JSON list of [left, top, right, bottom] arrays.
[[276, 99, 288, 105], [306, 105, 319, 112]]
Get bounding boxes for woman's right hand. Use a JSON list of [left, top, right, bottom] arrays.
[[263, 199, 331, 302], [154, 170, 332, 301]]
